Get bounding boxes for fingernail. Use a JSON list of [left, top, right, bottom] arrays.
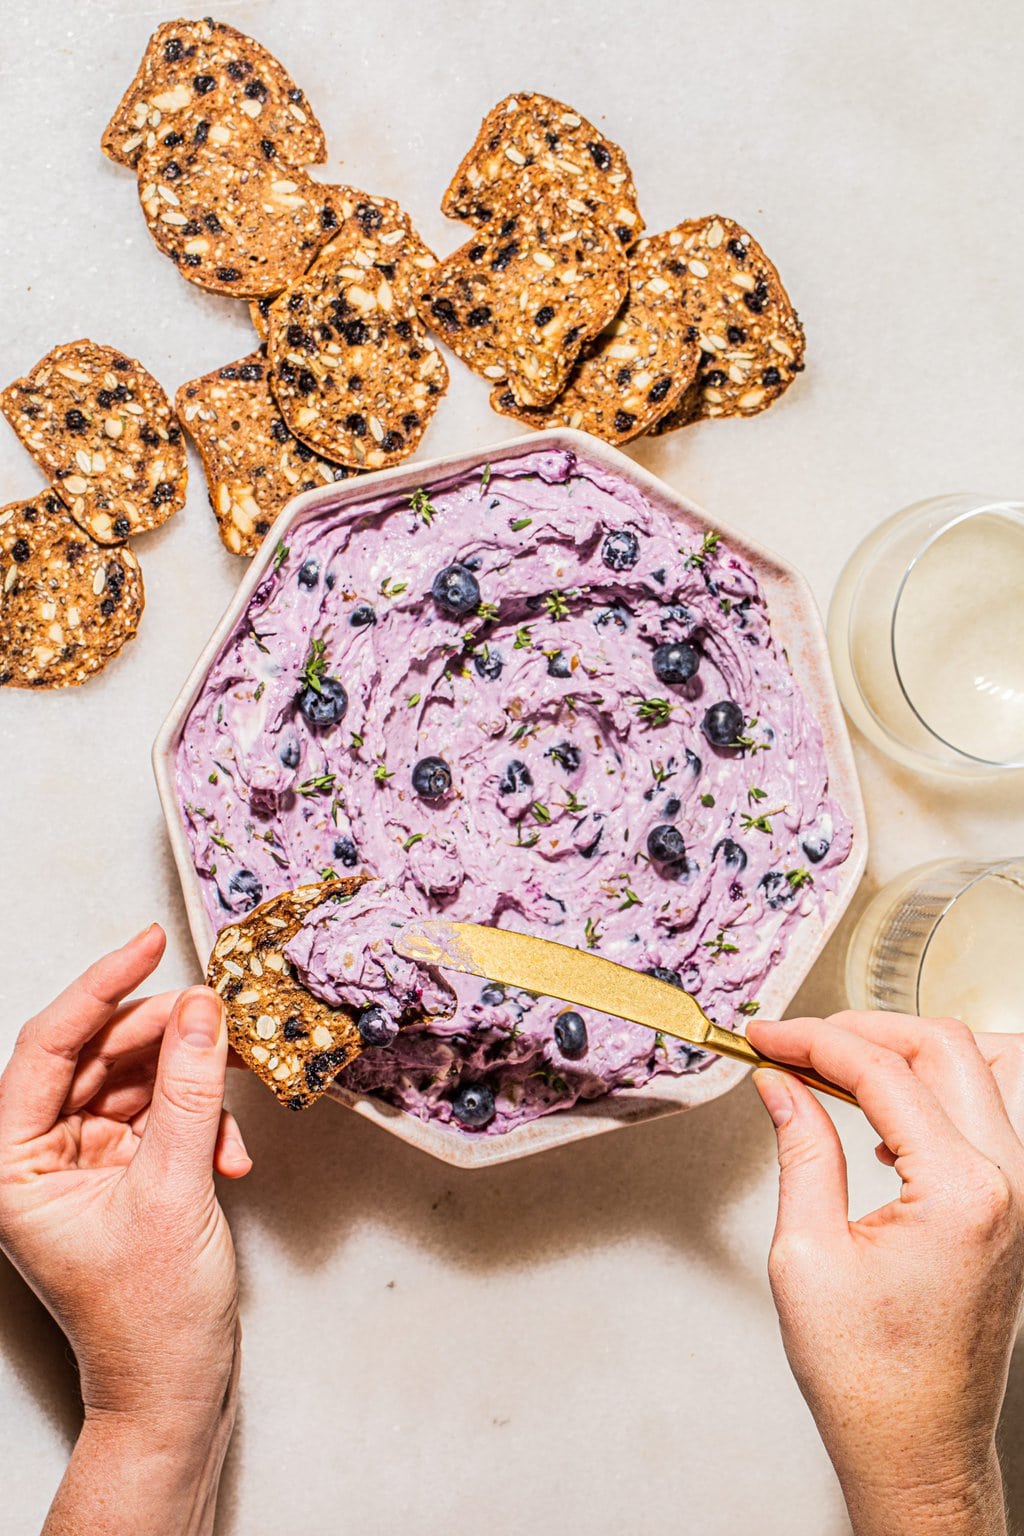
[[225, 1136, 251, 1167], [754, 1069, 794, 1128], [178, 989, 223, 1049], [128, 922, 159, 946]]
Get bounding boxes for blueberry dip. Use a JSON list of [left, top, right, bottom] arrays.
[[175, 448, 852, 1133]]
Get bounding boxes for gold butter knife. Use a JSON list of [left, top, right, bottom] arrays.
[[395, 919, 856, 1106]]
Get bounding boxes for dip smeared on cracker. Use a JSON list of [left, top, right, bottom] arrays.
[[207, 877, 454, 1109]]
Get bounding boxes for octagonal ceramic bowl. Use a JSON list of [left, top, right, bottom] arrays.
[[153, 428, 866, 1168]]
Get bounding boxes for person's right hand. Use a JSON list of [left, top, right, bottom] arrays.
[[747, 1010, 1024, 1536]]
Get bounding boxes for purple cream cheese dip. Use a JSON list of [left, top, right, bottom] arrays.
[[175, 448, 851, 1133]]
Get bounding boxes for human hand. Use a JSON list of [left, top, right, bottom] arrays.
[[747, 1010, 1024, 1536], [0, 925, 252, 1535]]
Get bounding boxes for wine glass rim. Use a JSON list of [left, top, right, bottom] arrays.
[[889, 500, 1024, 769], [915, 857, 1024, 1014]]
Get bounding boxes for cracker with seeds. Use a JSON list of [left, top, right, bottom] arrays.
[[102, 16, 326, 170], [0, 494, 144, 689], [267, 192, 448, 468], [136, 125, 341, 299], [176, 351, 357, 557], [489, 236, 700, 440], [207, 879, 369, 1110], [442, 92, 643, 247], [249, 297, 272, 341], [645, 217, 806, 430], [0, 341, 186, 546], [417, 194, 628, 407]]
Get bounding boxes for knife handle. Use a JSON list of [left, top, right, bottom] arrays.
[[704, 1024, 858, 1107]]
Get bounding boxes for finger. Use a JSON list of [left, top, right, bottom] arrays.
[[0, 925, 166, 1143], [821, 1010, 1019, 1165], [62, 992, 180, 1113], [972, 1034, 1024, 1132], [748, 1016, 972, 1180], [214, 1110, 252, 1179], [133, 987, 227, 1198], [875, 1141, 898, 1167], [753, 1070, 850, 1244]]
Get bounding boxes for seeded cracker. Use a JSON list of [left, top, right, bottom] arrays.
[[249, 297, 272, 341], [0, 341, 186, 546], [206, 879, 369, 1110], [0, 494, 144, 689], [489, 236, 700, 440], [418, 194, 628, 407], [442, 93, 643, 246], [267, 192, 448, 468], [176, 351, 357, 557], [137, 121, 341, 299], [644, 217, 806, 430], [102, 17, 326, 170]]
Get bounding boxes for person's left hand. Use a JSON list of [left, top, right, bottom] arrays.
[[0, 924, 252, 1533]]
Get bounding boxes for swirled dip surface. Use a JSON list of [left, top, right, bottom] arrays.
[[175, 448, 851, 1133]]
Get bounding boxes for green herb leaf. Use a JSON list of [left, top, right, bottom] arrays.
[[253, 680, 265, 702], [584, 916, 602, 950], [479, 462, 492, 493], [407, 692, 421, 708], [298, 773, 336, 797], [513, 625, 533, 650], [738, 1000, 761, 1016], [299, 636, 328, 696], [373, 762, 394, 782], [273, 540, 290, 571], [684, 529, 721, 568], [319, 866, 338, 882], [349, 731, 364, 749], [531, 801, 551, 824], [747, 786, 768, 804], [617, 885, 642, 911], [379, 576, 408, 598], [510, 516, 532, 531], [207, 771, 219, 785], [636, 696, 673, 726], [402, 833, 424, 851], [210, 832, 233, 852], [409, 487, 437, 525], [650, 759, 677, 788], [700, 793, 716, 808], [786, 868, 814, 890], [703, 930, 739, 956], [477, 600, 500, 622]]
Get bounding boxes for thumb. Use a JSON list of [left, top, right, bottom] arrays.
[[753, 1069, 850, 1245], [135, 987, 227, 1196]]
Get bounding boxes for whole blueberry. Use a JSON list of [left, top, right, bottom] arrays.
[[474, 648, 503, 681], [480, 982, 506, 1006], [711, 838, 746, 874], [357, 1005, 399, 1048], [297, 558, 319, 588], [333, 837, 358, 866], [663, 797, 681, 818], [553, 1010, 588, 1059], [760, 871, 796, 909], [546, 650, 572, 679], [601, 529, 640, 571], [412, 755, 452, 798], [431, 562, 480, 617], [652, 641, 699, 685], [646, 965, 684, 989], [350, 602, 376, 627], [647, 824, 686, 865], [297, 676, 348, 727], [227, 868, 263, 911], [279, 737, 300, 768], [802, 834, 831, 864], [498, 759, 532, 795], [547, 740, 581, 773], [451, 1081, 496, 1128], [702, 699, 745, 746]]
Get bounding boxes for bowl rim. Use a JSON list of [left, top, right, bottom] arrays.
[[153, 426, 867, 1169]]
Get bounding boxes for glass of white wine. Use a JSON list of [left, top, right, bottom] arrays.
[[846, 858, 1024, 1031], [828, 495, 1024, 776]]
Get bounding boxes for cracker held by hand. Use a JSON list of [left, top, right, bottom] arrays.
[[0, 494, 144, 689], [267, 192, 448, 468], [102, 16, 326, 170], [490, 236, 700, 440], [442, 92, 643, 246], [647, 217, 806, 430], [207, 879, 368, 1110], [136, 124, 341, 299], [0, 340, 186, 545], [176, 351, 357, 557], [418, 197, 628, 407]]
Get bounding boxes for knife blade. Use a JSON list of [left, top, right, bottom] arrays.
[[395, 918, 856, 1106]]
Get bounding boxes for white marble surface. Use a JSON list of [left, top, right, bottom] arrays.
[[2, 2, 1024, 1531]]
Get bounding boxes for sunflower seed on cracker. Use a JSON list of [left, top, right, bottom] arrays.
[[417, 194, 628, 407], [489, 236, 700, 440], [136, 123, 341, 299], [645, 216, 806, 430], [102, 16, 326, 170], [206, 879, 368, 1110], [0, 341, 186, 546], [175, 350, 357, 557], [267, 191, 448, 468], [0, 493, 144, 689], [442, 92, 643, 247]]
